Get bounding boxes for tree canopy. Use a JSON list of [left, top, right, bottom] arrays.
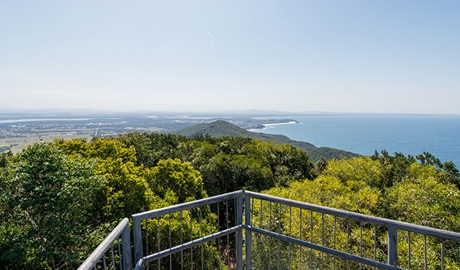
[[1, 133, 459, 269], [263, 153, 460, 269]]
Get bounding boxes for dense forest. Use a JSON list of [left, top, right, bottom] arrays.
[[1, 132, 459, 269], [174, 120, 358, 161]]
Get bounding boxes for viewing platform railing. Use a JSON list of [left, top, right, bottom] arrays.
[[78, 218, 132, 270], [79, 190, 460, 270]]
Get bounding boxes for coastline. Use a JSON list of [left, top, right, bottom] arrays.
[[263, 120, 299, 127], [247, 120, 298, 132], [249, 115, 460, 167]]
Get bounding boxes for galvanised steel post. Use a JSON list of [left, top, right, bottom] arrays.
[[121, 224, 133, 270], [78, 218, 131, 270], [132, 216, 144, 265], [244, 191, 252, 270], [388, 226, 398, 267], [235, 192, 243, 270], [81, 191, 460, 270]]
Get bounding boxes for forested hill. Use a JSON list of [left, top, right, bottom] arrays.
[[2, 133, 460, 268], [173, 120, 358, 161]]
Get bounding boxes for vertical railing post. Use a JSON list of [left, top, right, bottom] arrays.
[[121, 223, 133, 270], [388, 226, 398, 267], [245, 191, 252, 270], [235, 191, 243, 270], [132, 216, 144, 265]]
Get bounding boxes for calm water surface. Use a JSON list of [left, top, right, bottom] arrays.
[[254, 115, 460, 167]]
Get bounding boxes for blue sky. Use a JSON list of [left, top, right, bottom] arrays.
[[1, 0, 459, 114]]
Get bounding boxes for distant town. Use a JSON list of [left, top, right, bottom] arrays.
[[0, 111, 296, 153]]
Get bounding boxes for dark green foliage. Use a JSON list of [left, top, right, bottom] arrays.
[[115, 132, 316, 196], [372, 150, 460, 189], [416, 151, 460, 187], [174, 120, 358, 161], [174, 120, 250, 138], [315, 157, 328, 174], [0, 151, 12, 168], [183, 136, 316, 195], [0, 143, 107, 269], [146, 158, 206, 203], [371, 150, 416, 188], [0, 138, 215, 269], [118, 132, 187, 167], [2, 131, 459, 269], [266, 153, 460, 269], [55, 138, 154, 222]]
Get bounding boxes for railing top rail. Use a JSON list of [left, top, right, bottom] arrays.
[[132, 190, 243, 221], [245, 190, 460, 241], [78, 218, 129, 270]]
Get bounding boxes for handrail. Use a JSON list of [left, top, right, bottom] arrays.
[[81, 190, 460, 269], [132, 190, 242, 220], [134, 226, 243, 270], [245, 190, 460, 268], [132, 190, 243, 264], [78, 218, 132, 270], [244, 191, 460, 242]]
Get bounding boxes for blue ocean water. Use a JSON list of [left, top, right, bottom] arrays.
[[253, 115, 460, 167]]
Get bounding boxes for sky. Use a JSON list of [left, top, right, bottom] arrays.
[[0, 0, 459, 114]]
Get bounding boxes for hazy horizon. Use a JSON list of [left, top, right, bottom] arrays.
[[1, 1, 459, 114], [1, 108, 460, 117]]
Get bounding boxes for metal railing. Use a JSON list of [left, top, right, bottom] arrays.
[[78, 218, 132, 270], [81, 191, 460, 270], [132, 190, 243, 270], [244, 191, 460, 270]]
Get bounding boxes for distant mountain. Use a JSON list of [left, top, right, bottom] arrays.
[[173, 120, 359, 161]]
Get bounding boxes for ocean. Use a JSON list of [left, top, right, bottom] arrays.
[[252, 115, 460, 167]]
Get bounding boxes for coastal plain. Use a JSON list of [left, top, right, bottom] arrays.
[[0, 112, 297, 154]]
